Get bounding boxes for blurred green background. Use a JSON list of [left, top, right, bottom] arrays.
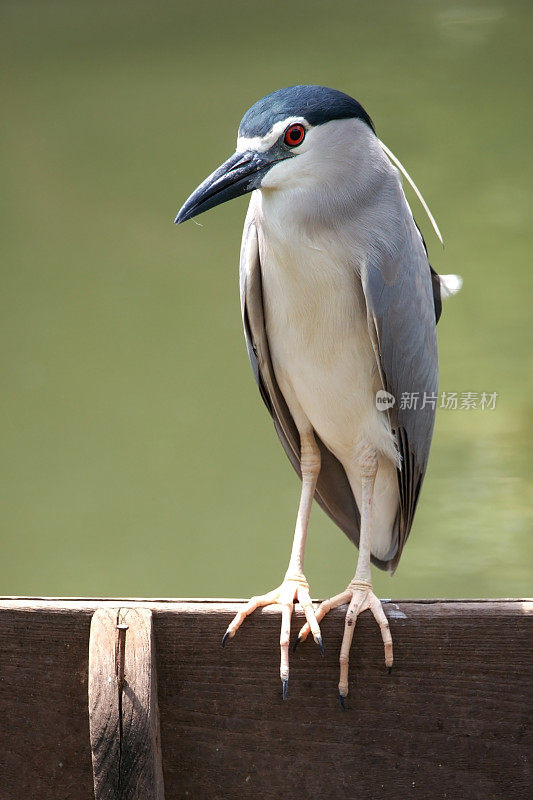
[[1, 0, 531, 599]]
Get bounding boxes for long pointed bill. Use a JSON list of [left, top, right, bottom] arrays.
[[175, 150, 273, 224]]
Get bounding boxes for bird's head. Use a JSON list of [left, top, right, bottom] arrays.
[[175, 85, 376, 224]]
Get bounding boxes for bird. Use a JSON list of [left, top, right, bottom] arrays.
[[175, 85, 461, 706]]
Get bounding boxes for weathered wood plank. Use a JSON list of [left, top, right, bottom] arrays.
[[88, 608, 165, 799], [0, 603, 94, 798], [0, 599, 531, 800]]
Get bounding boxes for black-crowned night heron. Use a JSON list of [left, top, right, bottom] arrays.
[[176, 85, 461, 706]]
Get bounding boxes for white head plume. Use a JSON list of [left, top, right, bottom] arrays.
[[379, 140, 444, 246]]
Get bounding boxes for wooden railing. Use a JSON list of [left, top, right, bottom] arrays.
[[1, 597, 531, 799]]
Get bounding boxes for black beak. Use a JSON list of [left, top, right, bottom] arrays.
[[175, 150, 273, 224]]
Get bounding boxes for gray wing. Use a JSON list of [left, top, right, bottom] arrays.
[[361, 228, 438, 571], [239, 210, 362, 549]]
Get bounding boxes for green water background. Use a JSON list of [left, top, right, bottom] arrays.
[[1, 0, 531, 599]]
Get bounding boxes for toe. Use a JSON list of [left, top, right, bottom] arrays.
[[297, 585, 324, 654], [279, 585, 295, 688], [296, 621, 311, 642], [338, 591, 362, 698], [223, 588, 281, 642], [368, 593, 394, 669], [296, 590, 351, 642]]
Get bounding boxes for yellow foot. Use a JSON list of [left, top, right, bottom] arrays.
[[297, 580, 393, 708], [222, 574, 323, 699]]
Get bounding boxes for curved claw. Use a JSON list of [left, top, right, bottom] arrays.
[[220, 577, 323, 698], [339, 693, 347, 711], [293, 633, 324, 656], [337, 586, 394, 699]]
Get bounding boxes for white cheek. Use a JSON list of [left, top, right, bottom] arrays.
[[260, 152, 311, 189]]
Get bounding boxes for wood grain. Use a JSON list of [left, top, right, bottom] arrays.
[[88, 608, 165, 799], [0, 598, 531, 800]]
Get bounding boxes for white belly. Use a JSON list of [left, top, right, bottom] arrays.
[[259, 233, 396, 466]]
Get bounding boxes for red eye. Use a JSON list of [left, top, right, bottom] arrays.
[[284, 123, 306, 147]]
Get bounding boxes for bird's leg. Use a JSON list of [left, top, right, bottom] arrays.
[[222, 430, 323, 697], [297, 444, 393, 705]]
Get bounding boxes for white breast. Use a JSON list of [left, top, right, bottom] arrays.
[[253, 191, 397, 468], [252, 187, 401, 559]]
